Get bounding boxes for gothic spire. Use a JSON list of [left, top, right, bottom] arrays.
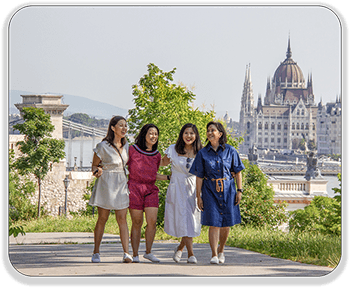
[[286, 35, 292, 59]]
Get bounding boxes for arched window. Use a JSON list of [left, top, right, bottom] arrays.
[[277, 122, 281, 130], [271, 122, 275, 130], [301, 110, 305, 115], [247, 122, 250, 129], [297, 110, 300, 115], [258, 122, 262, 129]]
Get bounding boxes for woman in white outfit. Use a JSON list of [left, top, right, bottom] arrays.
[[89, 116, 132, 263], [160, 123, 203, 264]]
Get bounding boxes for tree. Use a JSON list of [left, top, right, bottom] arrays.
[[128, 63, 241, 226], [289, 173, 341, 236], [240, 160, 288, 227], [13, 107, 66, 218]]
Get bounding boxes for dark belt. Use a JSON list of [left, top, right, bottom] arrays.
[[204, 177, 227, 192]]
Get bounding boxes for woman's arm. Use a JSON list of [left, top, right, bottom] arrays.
[[159, 154, 171, 167], [156, 173, 170, 181], [92, 153, 102, 178], [235, 171, 242, 206], [196, 177, 204, 211]]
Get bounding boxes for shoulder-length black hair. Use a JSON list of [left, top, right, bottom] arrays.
[[134, 123, 159, 152], [206, 121, 227, 148], [175, 123, 203, 155], [103, 116, 127, 147]]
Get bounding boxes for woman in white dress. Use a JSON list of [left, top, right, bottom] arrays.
[[160, 123, 203, 264], [89, 116, 132, 263]]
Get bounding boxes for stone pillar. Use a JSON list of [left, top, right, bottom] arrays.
[[15, 94, 69, 140]]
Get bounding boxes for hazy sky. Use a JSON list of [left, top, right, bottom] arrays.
[[9, 5, 341, 121]]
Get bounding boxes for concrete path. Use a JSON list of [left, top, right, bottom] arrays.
[[8, 232, 333, 277]]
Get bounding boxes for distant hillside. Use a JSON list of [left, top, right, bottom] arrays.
[[9, 90, 128, 119]]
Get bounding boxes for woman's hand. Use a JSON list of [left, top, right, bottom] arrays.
[[197, 196, 204, 211], [235, 191, 242, 206], [93, 167, 103, 178]]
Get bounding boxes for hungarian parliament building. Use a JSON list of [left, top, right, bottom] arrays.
[[235, 38, 341, 156]]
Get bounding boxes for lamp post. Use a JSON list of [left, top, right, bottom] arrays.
[[63, 175, 70, 217]]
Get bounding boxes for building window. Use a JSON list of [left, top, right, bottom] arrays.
[[271, 122, 275, 130], [284, 138, 287, 143], [277, 138, 281, 143], [297, 109, 300, 115], [284, 123, 288, 130], [258, 122, 262, 129], [306, 123, 309, 130], [265, 123, 268, 130], [264, 138, 268, 143], [271, 138, 274, 142], [247, 122, 250, 130], [296, 123, 300, 130], [312, 123, 315, 130], [301, 110, 305, 115], [301, 123, 304, 130], [292, 123, 295, 130], [258, 138, 262, 143]]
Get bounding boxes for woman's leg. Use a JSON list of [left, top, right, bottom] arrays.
[[144, 207, 158, 254], [218, 227, 230, 254], [182, 237, 194, 257], [115, 208, 130, 254], [93, 207, 110, 254], [208, 226, 220, 257], [129, 208, 144, 257]]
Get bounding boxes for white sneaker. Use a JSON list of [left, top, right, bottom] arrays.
[[173, 245, 182, 263], [187, 256, 197, 264], [218, 253, 225, 263], [133, 255, 140, 263], [210, 256, 219, 264], [123, 253, 133, 263], [91, 253, 100, 263], [143, 253, 160, 263]]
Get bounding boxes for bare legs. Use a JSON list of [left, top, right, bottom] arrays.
[[93, 207, 130, 255], [129, 207, 158, 256], [209, 226, 230, 257], [176, 237, 194, 257]]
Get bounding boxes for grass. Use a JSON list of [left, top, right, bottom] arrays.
[[15, 214, 341, 268]]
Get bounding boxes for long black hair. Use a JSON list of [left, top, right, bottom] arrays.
[[134, 123, 159, 152], [206, 121, 227, 148], [103, 116, 127, 147], [175, 123, 202, 155]]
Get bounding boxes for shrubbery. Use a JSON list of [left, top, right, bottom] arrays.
[[289, 173, 341, 236], [240, 160, 288, 227]]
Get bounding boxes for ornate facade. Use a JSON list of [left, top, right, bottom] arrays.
[[239, 38, 318, 154]]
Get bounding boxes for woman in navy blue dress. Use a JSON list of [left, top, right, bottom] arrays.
[[189, 121, 245, 264]]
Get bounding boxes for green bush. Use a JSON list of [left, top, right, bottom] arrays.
[[289, 173, 341, 236], [240, 160, 288, 227], [289, 196, 341, 235]]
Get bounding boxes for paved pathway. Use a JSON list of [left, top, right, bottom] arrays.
[[9, 232, 333, 277]]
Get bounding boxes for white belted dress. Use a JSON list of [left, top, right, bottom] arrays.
[[164, 144, 201, 237]]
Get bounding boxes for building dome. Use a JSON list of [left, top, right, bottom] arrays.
[[272, 38, 305, 88]]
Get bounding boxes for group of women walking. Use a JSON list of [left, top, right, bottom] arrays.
[[89, 116, 245, 265]]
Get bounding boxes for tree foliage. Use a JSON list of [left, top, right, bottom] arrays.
[[240, 160, 288, 227], [13, 107, 66, 217], [289, 173, 341, 236], [128, 63, 218, 227]]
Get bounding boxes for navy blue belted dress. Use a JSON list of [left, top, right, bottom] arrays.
[[189, 143, 245, 227]]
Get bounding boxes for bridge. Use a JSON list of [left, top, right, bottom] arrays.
[[9, 117, 107, 169], [62, 119, 106, 168]]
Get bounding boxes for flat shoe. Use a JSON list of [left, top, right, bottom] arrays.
[[218, 253, 225, 263], [187, 256, 197, 264], [173, 245, 182, 263], [133, 255, 140, 263], [210, 256, 219, 264], [143, 253, 160, 263], [123, 253, 133, 263], [91, 253, 100, 263]]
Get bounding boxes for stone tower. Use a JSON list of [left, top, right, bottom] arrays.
[[14, 94, 69, 139], [239, 64, 256, 153]]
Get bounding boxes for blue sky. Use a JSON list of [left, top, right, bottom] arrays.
[[8, 4, 342, 121]]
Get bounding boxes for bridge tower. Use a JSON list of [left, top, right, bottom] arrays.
[[15, 94, 69, 139], [15, 94, 69, 179]]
